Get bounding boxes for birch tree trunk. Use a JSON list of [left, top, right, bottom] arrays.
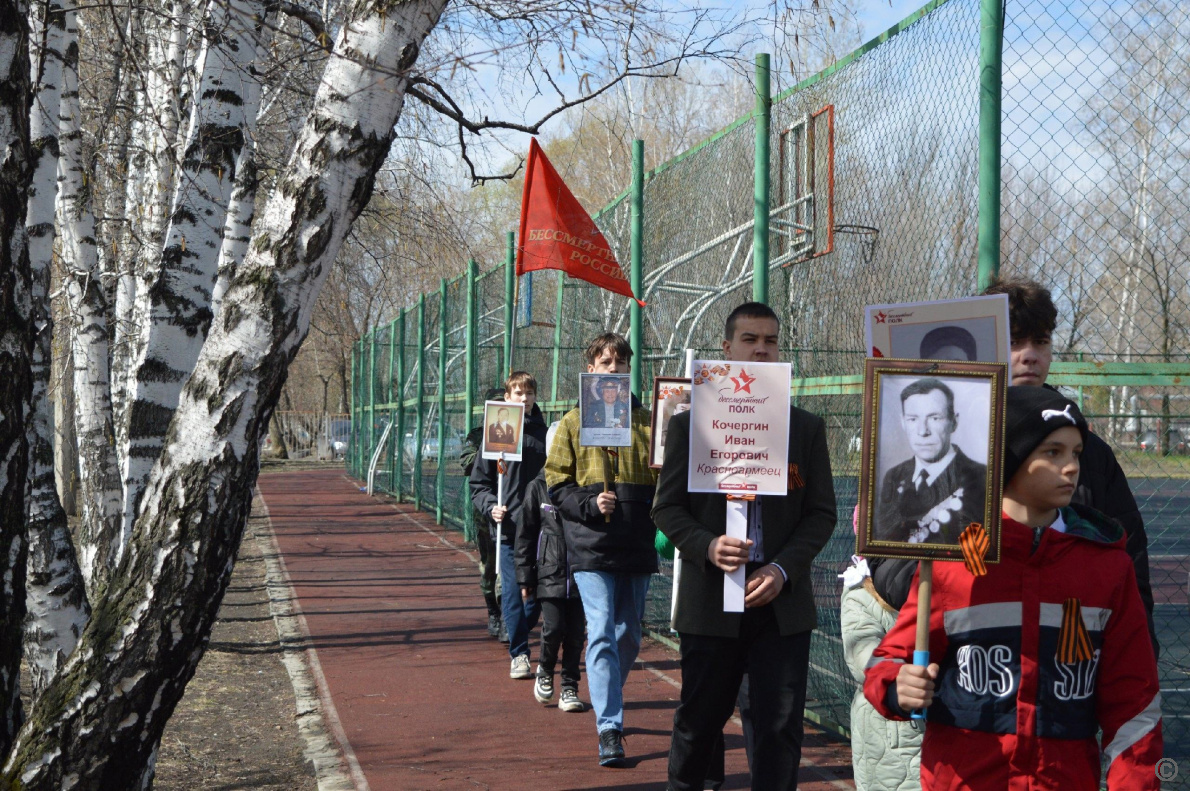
[[210, 137, 258, 320], [111, 2, 189, 460], [25, 0, 89, 693], [3, 0, 446, 785], [120, 0, 272, 548], [57, 5, 123, 596], [0, 0, 34, 757]]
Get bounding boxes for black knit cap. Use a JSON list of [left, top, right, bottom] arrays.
[[1003, 386, 1088, 482]]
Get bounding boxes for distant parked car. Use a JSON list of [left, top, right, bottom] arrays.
[[421, 435, 464, 460], [329, 419, 350, 459], [1139, 428, 1187, 454]]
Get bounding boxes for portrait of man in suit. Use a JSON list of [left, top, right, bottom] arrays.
[[488, 407, 515, 446], [582, 376, 629, 429], [482, 402, 523, 456], [875, 377, 988, 545]]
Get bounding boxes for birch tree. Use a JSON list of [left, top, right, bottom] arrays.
[[119, 0, 273, 580], [0, 0, 33, 757], [57, 2, 123, 594], [25, 0, 89, 694]]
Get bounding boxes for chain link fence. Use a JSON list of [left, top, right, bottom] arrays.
[[349, 0, 1190, 760]]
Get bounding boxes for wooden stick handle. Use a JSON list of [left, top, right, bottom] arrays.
[[914, 559, 933, 654], [911, 559, 933, 722], [603, 449, 612, 524]]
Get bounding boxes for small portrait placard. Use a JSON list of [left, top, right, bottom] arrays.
[[857, 358, 1006, 562], [687, 360, 791, 496], [865, 295, 1011, 373], [480, 401, 525, 460], [650, 377, 692, 469], [579, 373, 633, 447]]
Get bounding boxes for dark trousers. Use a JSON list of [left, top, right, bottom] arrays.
[[667, 606, 812, 791], [476, 525, 498, 608], [706, 676, 756, 789], [538, 596, 586, 690]]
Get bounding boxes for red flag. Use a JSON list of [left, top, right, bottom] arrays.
[[517, 138, 644, 306]]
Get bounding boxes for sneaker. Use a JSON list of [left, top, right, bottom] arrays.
[[510, 654, 533, 679], [497, 619, 509, 643], [558, 688, 584, 712], [534, 673, 555, 704], [598, 729, 625, 766], [487, 614, 501, 639]]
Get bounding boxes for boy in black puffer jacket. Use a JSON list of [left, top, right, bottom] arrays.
[[516, 469, 586, 712]]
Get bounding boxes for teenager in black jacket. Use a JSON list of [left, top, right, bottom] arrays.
[[983, 276, 1158, 654], [469, 372, 548, 679], [515, 469, 586, 712]]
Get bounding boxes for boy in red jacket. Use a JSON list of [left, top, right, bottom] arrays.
[[865, 386, 1162, 789]]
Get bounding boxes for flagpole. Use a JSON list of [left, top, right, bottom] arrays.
[[505, 230, 517, 376]]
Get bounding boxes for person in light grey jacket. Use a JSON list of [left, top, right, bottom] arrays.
[[841, 556, 921, 791]]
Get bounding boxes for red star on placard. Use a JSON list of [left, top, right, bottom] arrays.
[[731, 369, 757, 394], [875, 311, 887, 324]]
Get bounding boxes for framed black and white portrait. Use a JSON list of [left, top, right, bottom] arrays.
[[857, 359, 1007, 562]]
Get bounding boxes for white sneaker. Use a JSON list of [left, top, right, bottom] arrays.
[[534, 674, 555, 704], [558, 688, 585, 712], [510, 654, 533, 679]]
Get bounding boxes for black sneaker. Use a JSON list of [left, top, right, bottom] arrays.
[[497, 619, 509, 643], [598, 729, 625, 767], [487, 614, 501, 639]]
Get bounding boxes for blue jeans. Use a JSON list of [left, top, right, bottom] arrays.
[[573, 570, 651, 734], [500, 542, 540, 659]]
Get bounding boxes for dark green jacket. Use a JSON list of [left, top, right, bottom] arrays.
[[652, 407, 837, 638]]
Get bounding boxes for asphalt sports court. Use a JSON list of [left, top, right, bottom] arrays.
[[256, 468, 855, 790]]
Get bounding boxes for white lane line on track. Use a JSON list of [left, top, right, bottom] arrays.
[[255, 490, 371, 791]]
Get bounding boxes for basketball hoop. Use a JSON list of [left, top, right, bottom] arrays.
[[833, 224, 880, 265]]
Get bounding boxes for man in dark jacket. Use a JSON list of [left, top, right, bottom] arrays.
[[470, 372, 548, 678], [982, 276, 1158, 654], [654, 302, 838, 791]]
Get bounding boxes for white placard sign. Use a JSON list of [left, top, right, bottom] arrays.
[[687, 360, 791, 495]]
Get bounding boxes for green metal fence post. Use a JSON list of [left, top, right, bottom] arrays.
[[503, 231, 515, 374], [367, 329, 376, 477], [550, 274, 565, 406], [976, 0, 1003, 291], [394, 309, 407, 500], [436, 278, 448, 524], [630, 139, 645, 399], [350, 341, 359, 476], [465, 260, 477, 537], [415, 294, 426, 510], [753, 52, 771, 305]]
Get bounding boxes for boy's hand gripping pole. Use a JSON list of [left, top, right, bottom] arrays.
[[495, 455, 506, 578], [602, 448, 617, 524], [911, 559, 933, 721]]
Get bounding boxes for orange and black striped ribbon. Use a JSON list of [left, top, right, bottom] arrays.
[[1058, 597, 1095, 664], [496, 459, 508, 475], [725, 493, 756, 502], [958, 522, 989, 577], [787, 463, 805, 489]]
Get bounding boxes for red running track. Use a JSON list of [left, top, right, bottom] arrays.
[[256, 469, 855, 790]]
